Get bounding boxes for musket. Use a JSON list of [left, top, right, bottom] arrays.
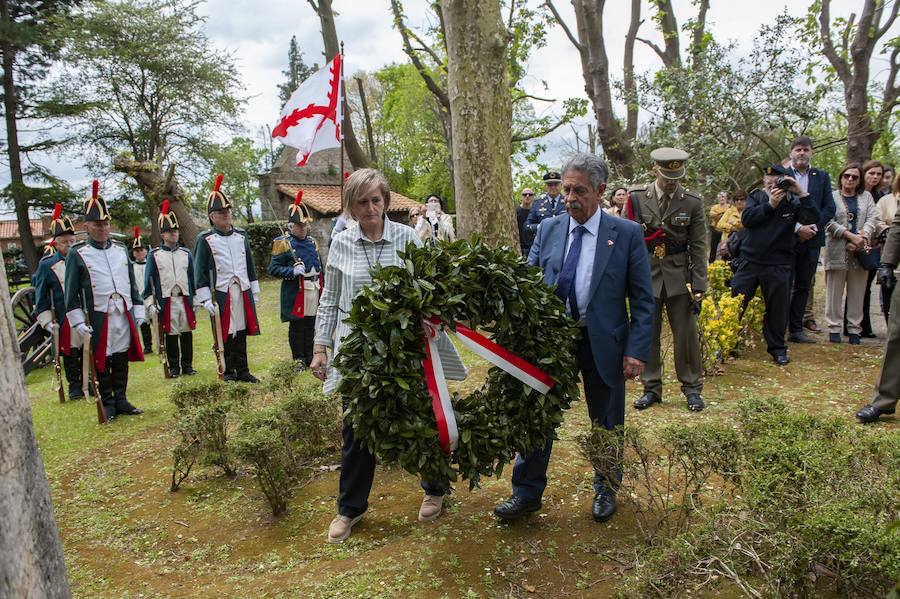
[[81, 288, 108, 424], [50, 307, 65, 403], [152, 300, 172, 379], [208, 270, 226, 380]]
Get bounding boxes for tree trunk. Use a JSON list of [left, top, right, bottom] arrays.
[[309, 0, 372, 170], [0, 252, 72, 599], [569, 0, 636, 178], [354, 76, 378, 163], [113, 157, 199, 249], [441, 0, 516, 249], [1, 0, 39, 272], [623, 0, 641, 140]]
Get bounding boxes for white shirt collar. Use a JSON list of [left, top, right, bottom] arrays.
[[353, 214, 394, 243], [568, 207, 602, 237]]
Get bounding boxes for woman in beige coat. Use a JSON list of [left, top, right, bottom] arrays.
[[824, 163, 879, 344]]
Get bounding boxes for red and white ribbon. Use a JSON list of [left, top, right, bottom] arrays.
[[422, 317, 557, 454]]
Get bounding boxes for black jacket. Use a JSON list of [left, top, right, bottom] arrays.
[[791, 167, 835, 248], [740, 188, 820, 265]]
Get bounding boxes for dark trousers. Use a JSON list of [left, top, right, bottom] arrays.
[[62, 351, 83, 398], [511, 335, 624, 501], [732, 261, 793, 357], [164, 332, 194, 374], [789, 243, 820, 334], [96, 351, 132, 418], [140, 322, 153, 353], [288, 317, 316, 366], [223, 330, 250, 377], [709, 230, 722, 263], [338, 398, 444, 518], [861, 269, 877, 335]]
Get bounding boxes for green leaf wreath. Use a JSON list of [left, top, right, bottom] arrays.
[[335, 238, 581, 489]]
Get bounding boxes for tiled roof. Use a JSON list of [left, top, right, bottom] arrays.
[[276, 184, 422, 216], [0, 218, 48, 239]]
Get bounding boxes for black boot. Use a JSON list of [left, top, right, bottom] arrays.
[[179, 332, 196, 374], [165, 334, 180, 377], [63, 351, 84, 400], [111, 352, 142, 415], [140, 322, 153, 354]]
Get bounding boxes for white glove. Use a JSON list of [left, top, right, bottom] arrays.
[[292, 263, 305, 277], [202, 299, 216, 316], [146, 304, 158, 319], [253, 293, 260, 305], [43, 320, 57, 333], [135, 317, 146, 328], [74, 322, 92, 340]]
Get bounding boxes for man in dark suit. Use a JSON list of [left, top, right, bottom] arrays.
[[787, 136, 835, 343], [494, 153, 655, 524]]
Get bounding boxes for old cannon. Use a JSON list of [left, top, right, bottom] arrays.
[[12, 286, 54, 375]]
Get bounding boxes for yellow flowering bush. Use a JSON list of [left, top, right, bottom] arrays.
[[698, 261, 764, 375]]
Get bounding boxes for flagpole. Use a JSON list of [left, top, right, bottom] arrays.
[[340, 40, 345, 200]]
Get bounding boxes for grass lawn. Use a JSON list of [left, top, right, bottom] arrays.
[[26, 276, 897, 598]]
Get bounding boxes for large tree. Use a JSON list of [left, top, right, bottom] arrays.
[[804, 0, 899, 163], [197, 137, 266, 224], [277, 35, 313, 108], [441, 0, 517, 248], [0, 0, 82, 271], [57, 0, 244, 248], [0, 254, 70, 598]]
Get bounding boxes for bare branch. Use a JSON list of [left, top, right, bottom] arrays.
[[875, 0, 899, 41], [636, 36, 669, 65], [818, 0, 852, 86], [389, 0, 451, 111], [544, 0, 582, 53], [624, 0, 641, 139], [511, 115, 568, 143]]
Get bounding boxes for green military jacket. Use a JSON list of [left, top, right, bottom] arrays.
[[626, 183, 708, 298], [882, 206, 900, 267]]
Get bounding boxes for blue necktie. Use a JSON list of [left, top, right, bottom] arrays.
[[556, 225, 586, 321]]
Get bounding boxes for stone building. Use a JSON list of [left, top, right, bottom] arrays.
[[258, 147, 422, 264]]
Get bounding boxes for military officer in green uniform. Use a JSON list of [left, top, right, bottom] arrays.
[[625, 148, 708, 412], [855, 206, 900, 423]]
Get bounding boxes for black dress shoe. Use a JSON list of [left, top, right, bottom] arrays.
[[788, 332, 816, 344], [829, 333, 842, 343], [182, 367, 198, 376], [856, 405, 895, 423], [686, 394, 705, 412], [592, 493, 616, 522], [773, 354, 790, 366], [118, 402, 143, 415], [68, 393, 85, 401], [223, 372, 239, 382], [862, 332, 877, 339], [236, 372, 260, 384], [633, 392, 661, 410], [848, 334, 861, 345], [168, 369, 180, 378], [494, 496, 542, 521]]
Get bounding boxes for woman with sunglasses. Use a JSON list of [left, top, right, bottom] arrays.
[[824, 163, 879, 344]]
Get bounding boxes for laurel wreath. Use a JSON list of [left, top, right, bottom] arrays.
[[335, 238, 581, 489]]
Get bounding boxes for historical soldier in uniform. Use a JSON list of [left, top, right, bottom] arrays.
[[856, 206, 900, 423], [268, 190, 322, 371], [65, 180, 145, 421], [731, 165, 819, 365], [130, 227, 153, 354], [143, 199, 197, 378], [523, 171, 565, 240], [626, 148, 708, 412], [194, 173, 261, 383], [34, 203, 83, 400]]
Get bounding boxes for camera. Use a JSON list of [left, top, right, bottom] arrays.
[[775, 176, 792, 191]]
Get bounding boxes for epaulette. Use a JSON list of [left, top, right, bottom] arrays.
[[627, 186, 647, 193], [682, 189, 703, 202], [71, 240, 87, 250], [311, 238, 319, 251], [234, 226, 247, 234], [272, 237, 291, 256], [149, 247, 160, 254]]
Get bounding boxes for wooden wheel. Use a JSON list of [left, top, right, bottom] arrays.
[[12, 287, 53, 375]]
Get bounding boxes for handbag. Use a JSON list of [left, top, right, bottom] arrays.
[[855, 246, 881, 271]]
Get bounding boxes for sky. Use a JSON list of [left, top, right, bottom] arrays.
[[1, 0, 895, 216]]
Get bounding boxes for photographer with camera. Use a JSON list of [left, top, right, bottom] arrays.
[[415, 194, 456, 245], [730, 164, 820, 365]]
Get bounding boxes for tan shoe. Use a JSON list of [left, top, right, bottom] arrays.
[[327, 514, 362, 543], [418, 495, 444, 522]]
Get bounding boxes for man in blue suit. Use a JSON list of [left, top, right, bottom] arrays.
[[786, 136, 835, 342], [494, 153, 655, 523]]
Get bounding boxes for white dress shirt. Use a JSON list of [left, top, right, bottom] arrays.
[[563, 208, 603, 323]]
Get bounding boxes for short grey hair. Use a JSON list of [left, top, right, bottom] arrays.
[[561, 153, 609, 189], [343, 168, 392, 219]]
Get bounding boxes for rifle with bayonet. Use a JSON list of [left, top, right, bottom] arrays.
[[81, 289, 108, 424], [208, 270, 226, 380], [50, 307, 65, 403], [151, 299, 172, 379]]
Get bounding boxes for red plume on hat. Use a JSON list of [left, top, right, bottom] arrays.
[[92, 179, 99, 200], [213, 173, 224, 192], [161, 198, 170, 215], [294, 189, 304, 205], [52, 202, 62, 221], [288, 188, 311, 224], [134, 226, 140, 240]]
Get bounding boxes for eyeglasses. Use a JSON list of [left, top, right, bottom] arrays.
[[842, 174, 860, 180], [521, 193, 534, 196]]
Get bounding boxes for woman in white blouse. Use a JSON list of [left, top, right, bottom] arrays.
[[311, 169, 463, 544], [414, 194, 456, 244]]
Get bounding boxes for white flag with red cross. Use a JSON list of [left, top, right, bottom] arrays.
[[271, 53, 343, 166]]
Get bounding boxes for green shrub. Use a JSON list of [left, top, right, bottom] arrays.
[[233, 409, 291, 516], [610, 397, 900, 598], [169, 380, 250, 491], [245, 221, 285, 275]]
